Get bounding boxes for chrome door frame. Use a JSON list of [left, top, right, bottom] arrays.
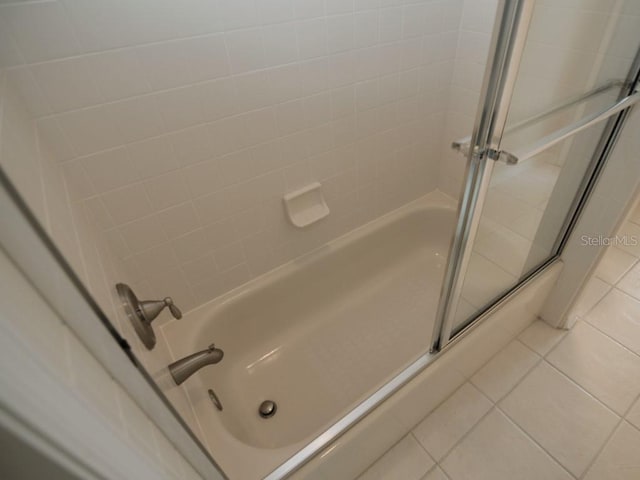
[[553, 46, 640, 255], [431, 0, 536, 352]]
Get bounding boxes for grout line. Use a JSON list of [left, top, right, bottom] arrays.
[[577, 317, 640, 361], [577, 415, 625, 479], [493, 403, 580, 480]]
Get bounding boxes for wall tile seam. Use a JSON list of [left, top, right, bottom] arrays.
[[0, 2, 462, 68], [57, 79, 444, 166], [5, 25, 458, 99], [26, 51, 455, 129], [67, 110, 443, 211]]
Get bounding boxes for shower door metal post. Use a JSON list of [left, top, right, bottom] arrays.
[[431, 0, 536, 352]]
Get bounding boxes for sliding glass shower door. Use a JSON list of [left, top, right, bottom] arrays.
[[433, 0, 640, 348]]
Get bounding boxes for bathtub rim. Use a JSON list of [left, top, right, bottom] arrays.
[[168, 189, 457, 325]]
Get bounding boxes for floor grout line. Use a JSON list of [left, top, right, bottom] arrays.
[[365, 265, 640, 480], [578, 315, 640, 361], [431, 326, 619, 480]]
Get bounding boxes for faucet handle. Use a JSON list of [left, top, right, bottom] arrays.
[[163, 297, 182, 319]]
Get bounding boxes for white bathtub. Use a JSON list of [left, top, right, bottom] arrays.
[[162, 191, 457, 479]]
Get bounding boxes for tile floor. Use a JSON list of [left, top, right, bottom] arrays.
[[357, 207, 640, 480]]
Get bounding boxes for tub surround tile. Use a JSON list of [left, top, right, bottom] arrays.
[[357, 435, 435, 480], [583, 422, 640, 480], [546, 322, 640, 415], [584, 289, 640, 356], [412, 383, 492, 461], [517, 320, 566, 356], [471, 340, 539, 402], [500, 362, 619, 477], [2, 0, 455, 315], [441, 409, 572, 480]]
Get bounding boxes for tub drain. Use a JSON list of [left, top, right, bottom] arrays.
[[259, 400, 277, 418]]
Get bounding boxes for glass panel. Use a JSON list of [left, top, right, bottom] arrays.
[[450, 0, 640, 334]]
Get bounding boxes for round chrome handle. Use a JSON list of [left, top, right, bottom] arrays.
[[164, 297, 182, 319]]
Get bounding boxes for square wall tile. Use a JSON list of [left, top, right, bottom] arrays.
[[31, 58, 103, 113], [82, 147, 137, 193], [86, 49, 151, 102], [119, 215, 168, 254], [57, 106, 123, 156], [143, 171, 190, 211], [101, 184, 153, 226], [225, 28, 266, 74]]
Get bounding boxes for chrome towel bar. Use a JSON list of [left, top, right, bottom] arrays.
[[452, 82, 639, 165]]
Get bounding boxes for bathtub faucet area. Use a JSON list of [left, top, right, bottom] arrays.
[[169, 344, 224, 385]]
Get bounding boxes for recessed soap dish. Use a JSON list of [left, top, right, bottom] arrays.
[[283, 182, 330, 228]]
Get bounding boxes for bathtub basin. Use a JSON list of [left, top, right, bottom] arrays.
[[162, 191, 456, 479]]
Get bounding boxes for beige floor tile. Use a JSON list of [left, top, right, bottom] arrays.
[[421, 466, 449, 480], [412, 383, 492, 461], [616, 221, 640, 257], [618, 262, 640, 299], [547, 322, 640, 415], [628, 201, 640, 226], [626, 397, 640, 430], [471, 340, 539, 402], [357, 434, 434, 480], [568, 276, 610, 321], [585, 289, 640, 356], [441, 409, 572, 480], [583, 422, 640, 480], [518, 320, 567, 356], [500, 362, 619, 476], [595, 246, 637, 285]]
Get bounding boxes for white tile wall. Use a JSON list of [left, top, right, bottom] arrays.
[[1, 0, 462, 313], [0, 246, 204, 480], [0, 65, 207, 452]]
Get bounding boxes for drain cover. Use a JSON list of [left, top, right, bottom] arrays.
[[259, 400, 277, 418]]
